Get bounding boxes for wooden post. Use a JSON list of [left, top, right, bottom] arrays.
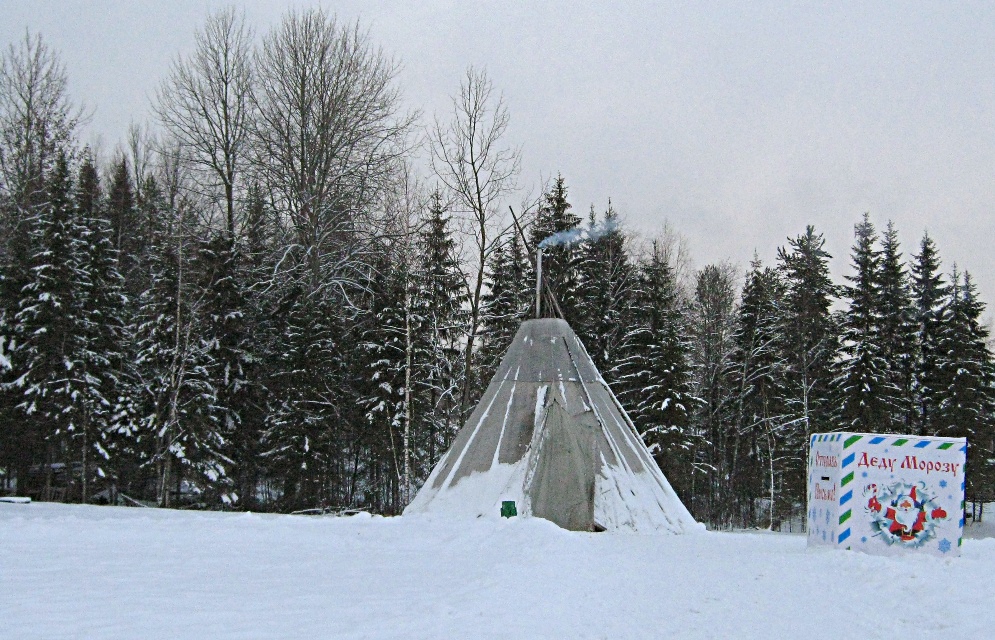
[[536, 248, 543, 318]]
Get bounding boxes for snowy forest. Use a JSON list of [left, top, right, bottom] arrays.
[[1, 8, 993, 529]]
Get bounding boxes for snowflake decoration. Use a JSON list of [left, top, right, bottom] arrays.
[[938, 539, 952, 554], [939, 480, 947, 488]]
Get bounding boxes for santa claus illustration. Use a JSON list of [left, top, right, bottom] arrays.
[[867, 484, 947, 542]]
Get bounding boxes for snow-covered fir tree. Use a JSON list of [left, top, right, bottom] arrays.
[[729, 258, 787, 529], [193, 232, 254, 506], [480, 227, 530, 382], [261, 283, 345, 511], [71, 153, 129, 500], [576, 203, 635, 379], [0, 32, 83, 499], [877, 221, 918, 433], [361, 244, 411, 512], [837, 213, 890, 433], [106, 157, 141, 281], [688, 263, 739, 525], [775, 226, 837, 521], [529, 176, 581, 323], [911, 232, 948, 436], [9, 152, 90, 497], [223, 183, 273, 510], [130, 176, 222, 507], [934, 270, 995, 502], [411, 191, 468, 472], [613, 241, 697, 506]]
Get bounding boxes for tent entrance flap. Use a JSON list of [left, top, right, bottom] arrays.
[[526, 398, 597, 532]]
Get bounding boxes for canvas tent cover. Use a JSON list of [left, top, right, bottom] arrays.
[[404, 319, 698, 533]]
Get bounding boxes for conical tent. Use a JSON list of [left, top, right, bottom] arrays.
[[404, 318, 699, 533]]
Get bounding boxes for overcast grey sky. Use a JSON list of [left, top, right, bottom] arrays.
[[4, 1, 994, 305]]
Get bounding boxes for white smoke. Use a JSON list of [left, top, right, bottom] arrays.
[[538, 216, 620, 249]]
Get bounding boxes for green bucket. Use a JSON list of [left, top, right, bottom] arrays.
[[500, 500, 517, 518]]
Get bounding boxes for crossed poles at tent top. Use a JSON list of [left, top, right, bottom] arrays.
[[509, 206, 565, 321]]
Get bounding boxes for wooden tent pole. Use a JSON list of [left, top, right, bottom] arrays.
[[509, 206, 565, 320]]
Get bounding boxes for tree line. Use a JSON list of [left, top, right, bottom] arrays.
[[0, 9, 991, 527], [489, 187, 995, 528]]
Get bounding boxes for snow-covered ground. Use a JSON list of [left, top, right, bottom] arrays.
[[2, 502, 993, 639]]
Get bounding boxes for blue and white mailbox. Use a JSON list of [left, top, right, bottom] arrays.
[[807, 432, 966, 556]]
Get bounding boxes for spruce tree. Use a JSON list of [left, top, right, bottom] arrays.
[[0, 35, 80, 495], [261, 266, 349, 510], [729, 257, 787, 528], [776, 226, 837, 523], [837, 214, 889, 432], [131, 177, 220, 506], [8, 152, 86, 498], [576, 203, 635, 378], [480, 229, 530, 381], [935, 271, 995, 503], [529, 175, 581, 322], [412, 192, 468, 469], [0, 198, 37, 475], [106, 158, 140, 283], [230, 183, 275, 509], [613, 241, 696, 504], [689, 263, 738, 525], [362, 245, 409, 511], [106, 158, 133, 249], [911, 232, 948, 435], [877, 221, 918, 432], [195, 232, 253, 506], [73, 154, 129, 501]]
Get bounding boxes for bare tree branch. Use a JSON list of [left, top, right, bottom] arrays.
[[250, 9, 415, 302], [429, 66, 520, 414], [154, 7, 254, 242]]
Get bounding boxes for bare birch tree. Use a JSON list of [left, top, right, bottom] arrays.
[[127, 121, 154, 202], [251, 9, 414, 294], [154, 8, 253, 242], [0, 31, 80, 213], [378, 164, 426, 506], [430, 67, 520, 414]]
